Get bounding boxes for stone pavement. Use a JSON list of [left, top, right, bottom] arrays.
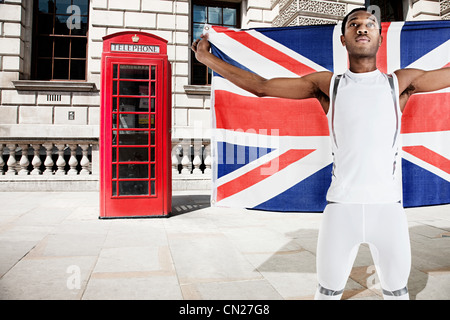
[[0, 191, 449, 300]]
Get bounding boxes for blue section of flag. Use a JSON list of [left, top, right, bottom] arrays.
[[402, 159, 450, 207], [252, 164, 332, 212], [400, 21, 450, 68], [217, 142, 274, 179], [256, 25, 336, 72]]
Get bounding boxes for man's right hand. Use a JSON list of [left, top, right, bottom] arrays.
[[191, 34, 211, 63]]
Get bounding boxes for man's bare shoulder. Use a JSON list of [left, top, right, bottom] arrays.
[[394, 68, 424, 80], [305, 71, 334, 81]]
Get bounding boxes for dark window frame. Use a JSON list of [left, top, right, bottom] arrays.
[[190, 0, 241, 85], [31, 0, 90, 81]]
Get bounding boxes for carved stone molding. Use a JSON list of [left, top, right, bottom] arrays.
[[273, 0, 346, 27]]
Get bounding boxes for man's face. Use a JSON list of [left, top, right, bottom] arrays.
[[340, 10, 382, 58]]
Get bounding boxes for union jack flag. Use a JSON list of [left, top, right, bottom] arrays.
[[206, 21, 450, 212]]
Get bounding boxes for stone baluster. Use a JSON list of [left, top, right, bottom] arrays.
[[68, 144, 79, 175], [79, 144, 91, 175], [0, 144, 4, 175], [180, 142, 191, 175], [18, 144, 30, 175], [172, 147, 180, 176], [31, 144, 42, 175], [192, 142, 203, 175], [6, 144, 17, 176], [203, 143, 212, 175], [55, 144, 66, 175], [42, 143, 54, 175]]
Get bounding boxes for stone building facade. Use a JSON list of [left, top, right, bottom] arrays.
[[0, 0, 447, 192]]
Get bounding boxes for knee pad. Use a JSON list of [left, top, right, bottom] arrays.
[[314, 284, 344, 300]]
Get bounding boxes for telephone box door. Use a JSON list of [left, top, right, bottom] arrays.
[[100, 32, 171, 218]]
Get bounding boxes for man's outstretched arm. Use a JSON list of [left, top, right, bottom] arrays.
[[395, 67, 450, 111], [191, 35, 332, 102]]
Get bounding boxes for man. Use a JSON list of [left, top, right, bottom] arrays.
[[191, 7, 450, 300]]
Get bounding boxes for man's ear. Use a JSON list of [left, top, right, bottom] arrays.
[[379, 35, 383, 47], [340, 35, 346, 47]]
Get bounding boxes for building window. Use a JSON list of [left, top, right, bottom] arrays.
[[366, 0, 404, 21], [31, 0, 89, 80], [191, 1, 240, 85]]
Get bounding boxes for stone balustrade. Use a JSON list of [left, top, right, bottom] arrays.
[[171, 140, 212, 176], [171, 139, 212, 192], [0, 138, 212, 192], [0, 140, 97, 177]]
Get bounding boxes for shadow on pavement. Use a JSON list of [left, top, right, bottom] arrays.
[[170, 194, 211, 217]]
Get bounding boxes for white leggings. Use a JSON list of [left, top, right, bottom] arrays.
[[315, 203, 411, 300]]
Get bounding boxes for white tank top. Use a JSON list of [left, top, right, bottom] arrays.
[[326, 69, 402, 204]]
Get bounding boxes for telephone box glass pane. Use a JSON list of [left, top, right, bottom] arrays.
[[118, 131, 149, 145], [119, 81, 148, 96], [113, 81, 117, 95], [119, 97, 149, 112], [151, 164, 155, 178], [112, 114, 117, 128], [118, 147, 148, 162], [150, 181, 155, 195], [119, 181, 148, 196], [150, 131, 155, 145], [150, 98, 155, 112], [151, 66, 156, 80], [150, 147, 155, 161], [119, 164, 148, 179], [120, 65, 149, 79], [112, 97, 117, 112], [118, 114, 149, 129], [112, 182, 117, 196], [113, 65, 118, 78], [150, 114, 155, 128], [150, 82, 155, 96]]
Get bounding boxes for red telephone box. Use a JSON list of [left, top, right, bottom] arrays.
[[100, 31, 171, 218]]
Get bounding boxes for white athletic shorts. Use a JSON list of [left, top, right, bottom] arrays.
[[315, 202, 411, 300]]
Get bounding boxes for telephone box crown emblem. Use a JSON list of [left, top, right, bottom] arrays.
[[132, 34, 139, 43]]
